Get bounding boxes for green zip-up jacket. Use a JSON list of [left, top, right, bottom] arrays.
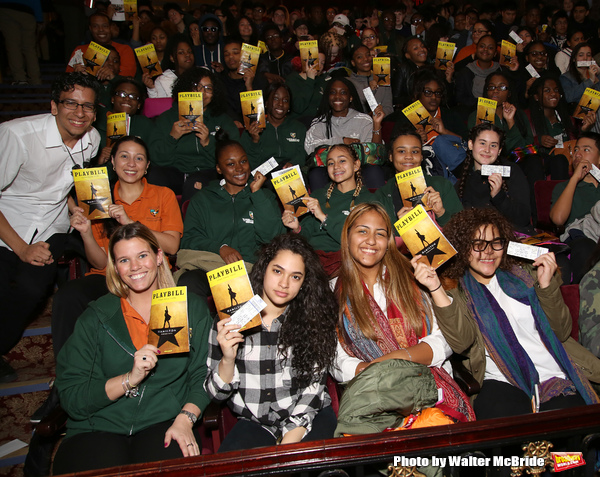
[[299, 186, 373, 252], [181, 182, 286, 262], [56, 293, 212, 438], [374, 174, 463, 232], [150, 105, 240, 173], [240, 116, 307, 169], [286, 71, 330, 121]]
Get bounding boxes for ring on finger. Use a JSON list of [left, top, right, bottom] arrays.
[[142, 355, 147, 361], [187, 443, 194, 447]]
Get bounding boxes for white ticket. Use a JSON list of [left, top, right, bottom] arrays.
[[68, 50, 84, 67], [509, 30, 523, 44], [363, 86, 379, 113], [507, 241, 548, 260], [228, 295, 267, 328], [554, 134, 564, 148], [589, 164, 600, 182], [252, 157, 278, 177], [577, 61, 596, 67], [480, 164, 511, 177], [526, 63, 540, 78]]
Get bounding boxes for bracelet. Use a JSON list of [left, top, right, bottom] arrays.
[[319, 215, 328, 231], [372, 128, 381, 134], [401, 347, 413, 362], [430, 283, 443, 293], [123, 372, 140, 398], [180, 409, 198, 425]]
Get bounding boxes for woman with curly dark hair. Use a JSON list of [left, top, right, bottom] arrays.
[[455, 122, 532, 232], [331, 203, 474, 423], [413, 207, 600, 418], [149, 66, 239, 200], [205, 233, 338, 451]]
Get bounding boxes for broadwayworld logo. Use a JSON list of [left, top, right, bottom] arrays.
[[551, 452, 585, 472]]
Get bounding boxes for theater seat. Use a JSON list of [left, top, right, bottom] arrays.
[[534, 179, 565, 232]]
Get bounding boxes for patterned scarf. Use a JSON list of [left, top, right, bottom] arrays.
[[339, 280, 475, 422], [460, 267, 599, 406]]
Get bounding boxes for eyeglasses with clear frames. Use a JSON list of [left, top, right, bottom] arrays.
[[471, 238, 506, 252], [193, 82, 214, 93], [58, 99, 96, 113]]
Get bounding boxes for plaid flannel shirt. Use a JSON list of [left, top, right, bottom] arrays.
[[204, 314, 331, 439]]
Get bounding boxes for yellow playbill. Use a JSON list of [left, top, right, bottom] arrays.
[[476, 97, 497, 125], [135, 44, 163, 77], [240, 90, 266, 128], [299, 40, 319, 72], [106, 112, 129, 147], [207, 261, 261, 331], [238, 43, 260, 75], [83, 42, 110, 76], [394, 205, 457, 269], [373, 57, 391, 86], [500, 40, 516, 66], [402, 100, 431, 128], [395, 166, 431, 211], [573, 88, 600, 119], [271, 165, 309, 217], [148, 286, 189, 354], [72, 167, 112, 219], [178, 92, 203, 127], [435, 41, 455, 70]]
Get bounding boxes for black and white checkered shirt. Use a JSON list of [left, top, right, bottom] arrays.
[[204, 314, 331, 439]]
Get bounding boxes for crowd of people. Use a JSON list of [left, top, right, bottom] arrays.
[[3, 0, 600, 474]]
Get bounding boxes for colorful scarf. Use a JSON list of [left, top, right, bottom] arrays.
[[460, 267, 599, 405], [339, 280, 476, 422]]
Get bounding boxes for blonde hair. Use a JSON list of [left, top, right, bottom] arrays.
[[106, 222, 175, 298], [325, 144, 363, 209], [336, 202, 431, 340]]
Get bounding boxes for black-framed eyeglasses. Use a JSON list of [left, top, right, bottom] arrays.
[[114, 90, 140, 101], [486, 85, 509, 91], [423, 89, 443, 97], [58, 99, 96, 113], [471, 238, 506, 252], [202, 26, 219, 32], [265, 33, 281, 40]]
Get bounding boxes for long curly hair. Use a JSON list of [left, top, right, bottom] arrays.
[[457, 122, 507, 200], [249, 234, 338, 387], [441, 208, 516, 280], [335, 202, 433, 340]]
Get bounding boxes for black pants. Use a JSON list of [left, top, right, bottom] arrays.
[[0, 234, 68, 355], [51, 273, 108, 359], [473, 379, 586, 420], [218, 406, 337, 453], [52, 420, 202, 474]]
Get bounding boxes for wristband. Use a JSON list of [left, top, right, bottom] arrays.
[[430, 283, 442, 293], [401, 347, 413, 362], [372, 129, 381, 134]]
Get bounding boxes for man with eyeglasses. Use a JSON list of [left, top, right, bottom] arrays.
[[194, 14, 225, 72], [0, 72, 101, 382], [257, 24, 294, 84]]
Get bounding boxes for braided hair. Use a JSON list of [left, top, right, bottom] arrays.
[[458, 122, 508, 200], [324, 144, 363, 208]]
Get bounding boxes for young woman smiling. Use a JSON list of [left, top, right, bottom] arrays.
[[53, 222, 212, 473], [559, 42, 600, 104], [331, 203, 474, 423], [348, 45, 393, 117], [205, 233, 338, 451], [414, 207, 600, 418], [456, 123, 532, 231], [240, 82, 307, 170], [176, 132, 285, 298]]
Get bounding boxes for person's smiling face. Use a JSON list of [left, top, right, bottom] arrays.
[[328, 80, 351, 117], [467, 224, 505, 284], [390, 134, 423, 172], [348, 209, 389, 276]]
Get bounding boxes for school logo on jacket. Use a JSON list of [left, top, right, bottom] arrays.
[[287, 132, 300, 143], [243, 211, 255, 224], [150, 208, 159, 217]]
